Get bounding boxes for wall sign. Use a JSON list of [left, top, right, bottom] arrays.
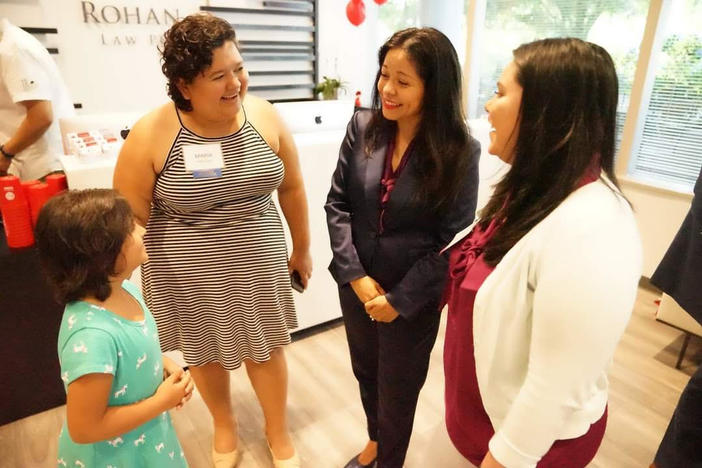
[[79, 1, 182, 46]]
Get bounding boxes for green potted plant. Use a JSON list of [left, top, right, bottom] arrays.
[[314, 76, 346, 100]]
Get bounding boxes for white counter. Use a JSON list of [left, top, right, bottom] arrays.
[[58, 102, 354, 332], [59, 154, 117, 189]]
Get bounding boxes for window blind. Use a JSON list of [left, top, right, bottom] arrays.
[[472, 0, 649, 156], [631, 5, 702, 189]]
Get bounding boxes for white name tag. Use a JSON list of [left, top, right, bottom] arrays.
[[182, 143, 225, 173]]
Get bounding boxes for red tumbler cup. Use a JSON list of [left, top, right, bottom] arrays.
[[27, 182, 51, 227], [45, 173, 68, 196], [1, 176, 34, 248]]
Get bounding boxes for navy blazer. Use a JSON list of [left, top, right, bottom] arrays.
[[651, 164, 702, 324], [325, 110, 480, 320]]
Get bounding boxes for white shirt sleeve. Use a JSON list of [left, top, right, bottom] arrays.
[[488, 198, 642, 467], [2, 44, 53, 104]]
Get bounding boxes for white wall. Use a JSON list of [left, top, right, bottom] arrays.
[[316, 0, 378, 107], [0, 0, 197, 113], [419, 0, 464, 57], [620, 179, 692, 277], [0, 0, 43, 28], [0, 0, 377, 112]]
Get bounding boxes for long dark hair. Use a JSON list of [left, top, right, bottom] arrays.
[[35, 189, 134, 303], [481, 38, 622, 265], [365, 27, 471, 213]]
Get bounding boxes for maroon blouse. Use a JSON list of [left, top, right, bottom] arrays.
[[379, 138, 413, 233], [443, 171, 607, 467]]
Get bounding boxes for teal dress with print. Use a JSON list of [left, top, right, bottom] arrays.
[[56, 280, 187, 467]]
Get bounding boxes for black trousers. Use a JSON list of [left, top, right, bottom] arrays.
[[654, 363, 702, 468], [339, 284, 441, 468]]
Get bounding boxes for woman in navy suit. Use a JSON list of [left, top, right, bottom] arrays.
[[325, 28, 480, 468]]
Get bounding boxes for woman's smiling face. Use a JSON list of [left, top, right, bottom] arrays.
[[484, 61, 523, 163], [178, 40, 249, 122], [377, 47, 425, 130]]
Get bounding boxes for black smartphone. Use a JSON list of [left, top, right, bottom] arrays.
[[290, 270, 305, 293]]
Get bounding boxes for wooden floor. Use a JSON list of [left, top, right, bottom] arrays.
[[1, 287, 699, 468]]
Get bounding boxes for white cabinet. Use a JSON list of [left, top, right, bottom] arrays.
[[273, 100, 355, 331]]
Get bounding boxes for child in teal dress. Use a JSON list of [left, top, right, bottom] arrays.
[[35, 189, 194, 467]]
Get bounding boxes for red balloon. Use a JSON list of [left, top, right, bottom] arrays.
[[374, 0, 388, 4], [346, 0, 366, 26]]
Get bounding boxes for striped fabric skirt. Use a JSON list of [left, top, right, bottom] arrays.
[[142, 202, 297, 370]]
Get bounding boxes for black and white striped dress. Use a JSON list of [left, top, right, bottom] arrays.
[[142, 110, 297, 370]]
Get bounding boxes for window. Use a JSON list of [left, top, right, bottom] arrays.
[[378, 0, 419, 34], [629, 0, 702, 189], [376, 0, 419, 49], [467, 0, 650, 153]]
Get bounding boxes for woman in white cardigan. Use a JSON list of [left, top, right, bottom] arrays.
[[442, 38, 642, 468]]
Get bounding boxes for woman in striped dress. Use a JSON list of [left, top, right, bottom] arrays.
[[113, 14, 311, 468]]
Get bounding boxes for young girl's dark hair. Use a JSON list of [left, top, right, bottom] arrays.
[[35, 189, 134, 303], [480, 38, 623, 265], [365, 27, 471, 213]]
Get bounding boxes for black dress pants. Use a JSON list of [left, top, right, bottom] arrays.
[[339, 284, 441, 468], [654, 363, 702, 467]]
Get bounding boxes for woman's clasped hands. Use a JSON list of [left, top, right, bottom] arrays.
[[350, 276, 399, 322]]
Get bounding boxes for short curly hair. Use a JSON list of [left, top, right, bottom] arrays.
[[159, 13, 238, 111], [35, 189, 134, 304]]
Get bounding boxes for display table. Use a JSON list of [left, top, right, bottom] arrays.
[[0, 229, 65, 426]]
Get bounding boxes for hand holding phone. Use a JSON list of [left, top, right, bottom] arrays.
[[291, 270, 305, 293]]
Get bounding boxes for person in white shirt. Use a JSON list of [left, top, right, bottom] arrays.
[[442, 38, 642, 468], [0, 18, 74, 180]]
